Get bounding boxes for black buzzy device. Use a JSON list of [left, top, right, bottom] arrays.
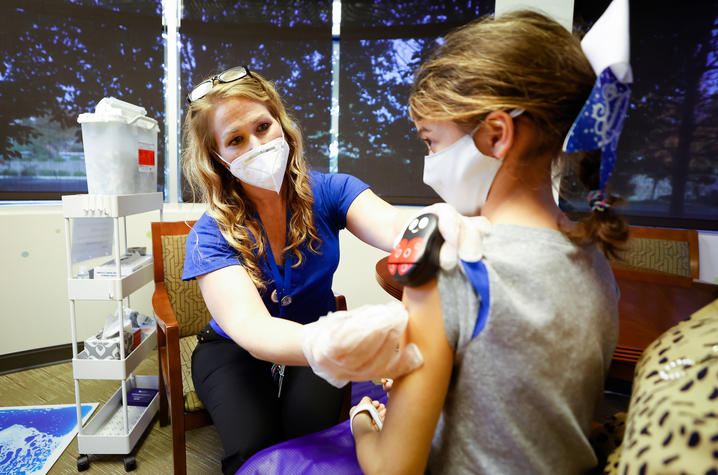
[[387, 213, 444, 287]]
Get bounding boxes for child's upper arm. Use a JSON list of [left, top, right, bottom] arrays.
[[356, 278, 454, 474]]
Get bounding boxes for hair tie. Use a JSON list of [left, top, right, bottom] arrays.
[[588, 190, 610, 212]]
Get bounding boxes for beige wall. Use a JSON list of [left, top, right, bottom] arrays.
[[2, 203, 717, 356], [0, 203, 397, 355]]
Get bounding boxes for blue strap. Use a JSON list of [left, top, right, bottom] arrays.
[[257, 212, 293, 318], [460, 260, 491, 339]]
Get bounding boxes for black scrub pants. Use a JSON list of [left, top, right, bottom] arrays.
[[191, 325, 345, 475]]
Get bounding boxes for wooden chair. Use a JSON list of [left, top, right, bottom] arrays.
[[151, 221, 349, 474], [607, 225, 701, 383], [609, 225, 699, 284], [152, 220, 211, 475]]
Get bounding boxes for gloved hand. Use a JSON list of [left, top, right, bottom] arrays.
[[302, 301, 424, 388], [396, 203, 491, 271]]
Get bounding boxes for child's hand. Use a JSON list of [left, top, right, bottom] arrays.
[[350, 396, 386, 433], [369, 398, 386, 430]]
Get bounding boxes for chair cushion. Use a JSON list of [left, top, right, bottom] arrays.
[[162, 234, 213, 338], [603, 298, 718, 474], [180, 335, 205, 412]]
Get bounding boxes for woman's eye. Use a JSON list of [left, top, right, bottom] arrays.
[[229, 136, 242, 146], [422, 138, 433, 148], [258, 122, 270, 132]]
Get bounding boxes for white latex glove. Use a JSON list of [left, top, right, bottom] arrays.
[[302, 301, 424, 388], [395, 203, 492, 271]]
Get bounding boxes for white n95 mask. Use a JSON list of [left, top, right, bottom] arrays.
[[423, 110, 523, 215], [216, 135, 290, 194]]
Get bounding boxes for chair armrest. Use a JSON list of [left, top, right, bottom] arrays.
[[153, 281, 183, 417], [335, 294, 347, 312], [153, 282, 179, 334]]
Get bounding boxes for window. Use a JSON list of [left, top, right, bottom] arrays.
[[3, 0, 715, 231], [179, 0, 332, 202], [0, 0, 164, 200], [565, 0, 718, 229], [337, 1, 494, 204]]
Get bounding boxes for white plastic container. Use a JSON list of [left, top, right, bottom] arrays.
[[78, 97, 159, 195]]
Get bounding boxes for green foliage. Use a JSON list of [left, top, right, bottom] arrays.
[[10, 115, 83, 162]]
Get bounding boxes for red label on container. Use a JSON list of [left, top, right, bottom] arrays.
[[138, 149, 155, 166]]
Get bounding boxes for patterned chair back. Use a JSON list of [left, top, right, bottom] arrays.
[[610, 226, 699, 279], [158, 224, 213, 338]]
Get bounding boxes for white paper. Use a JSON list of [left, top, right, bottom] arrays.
[[581, 0, 632, 83], [71, 217, 113, 264], [93, 254, 152, 278]]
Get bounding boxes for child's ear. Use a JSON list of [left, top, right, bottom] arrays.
[[471, 110, 515, 159]]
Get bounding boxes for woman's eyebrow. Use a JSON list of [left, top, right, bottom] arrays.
[[220, 115, 270, 142], [221, 127, 241, 142]]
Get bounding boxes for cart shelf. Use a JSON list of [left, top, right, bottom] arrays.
[[67, 263, 153, 300], [73, 328, 157, 380], [77, 375, 159, 455], [62, 192, 163, 218]]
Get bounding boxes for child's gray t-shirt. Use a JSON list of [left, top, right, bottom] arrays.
[[429, 223, 619, 475]]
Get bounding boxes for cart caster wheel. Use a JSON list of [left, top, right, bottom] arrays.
[[77, 454, 90, 471], [123, 454, 136, 472]]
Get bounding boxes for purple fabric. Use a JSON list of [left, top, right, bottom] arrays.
[[350, 380, 387, 406], [236, 382, 387, 475], [236, 419, 361, 475]]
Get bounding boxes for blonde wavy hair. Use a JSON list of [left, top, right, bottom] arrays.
[[409, 10, 629, 257], [182, 70, 320, 290]]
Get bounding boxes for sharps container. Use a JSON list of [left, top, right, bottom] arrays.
[[78, 97, 159, 195]]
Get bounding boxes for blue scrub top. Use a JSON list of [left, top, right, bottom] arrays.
[[182, 171, 370, 338]]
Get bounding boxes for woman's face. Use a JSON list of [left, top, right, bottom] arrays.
[[211, 96, 283, 164], [413, 118, 466, 154]]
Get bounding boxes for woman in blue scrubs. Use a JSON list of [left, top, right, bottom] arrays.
[[181, 66, 410, 474]]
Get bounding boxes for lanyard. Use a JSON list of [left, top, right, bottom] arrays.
[[258, 213, 293, 317]]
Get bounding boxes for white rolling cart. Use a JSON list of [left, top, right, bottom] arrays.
[[62, 192, 163, 472]]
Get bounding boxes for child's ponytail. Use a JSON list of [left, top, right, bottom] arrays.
[[563, 151, 629, 258]]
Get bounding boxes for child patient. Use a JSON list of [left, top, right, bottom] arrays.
[[350, 4, 631, 474]]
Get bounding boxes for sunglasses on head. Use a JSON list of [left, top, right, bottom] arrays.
[[187, 65, 253, 104]]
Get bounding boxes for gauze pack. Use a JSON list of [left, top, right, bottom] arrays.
[[302, 301, 424, 388]]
